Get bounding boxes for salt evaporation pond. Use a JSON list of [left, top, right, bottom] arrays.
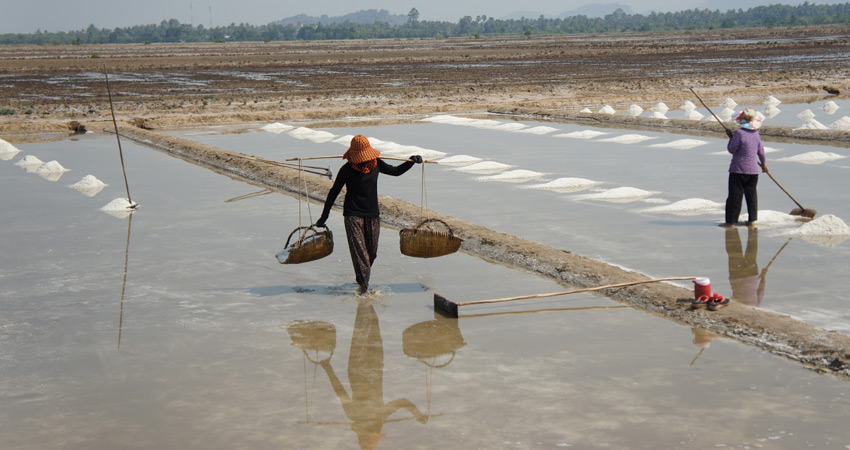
[[4, 119, 850, 449]]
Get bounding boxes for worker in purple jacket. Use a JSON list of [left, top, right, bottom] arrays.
[[723, 107, 768, 228]]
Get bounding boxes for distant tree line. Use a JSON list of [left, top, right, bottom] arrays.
[[2, 2, 849, 45]]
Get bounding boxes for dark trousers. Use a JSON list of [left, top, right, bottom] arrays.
[[344, 216, 381, 291], [725, 173, 759, 224]]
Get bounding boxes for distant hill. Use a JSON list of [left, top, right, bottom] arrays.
[[274, 9, 408, 26], [558, 3, 634, 18]]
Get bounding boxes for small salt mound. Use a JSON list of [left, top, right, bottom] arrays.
[[36, 160, 69, 173], [101, 198, 138, 218], [553, 130, 608, 139], [718, 107, 736, 121], [648, 111, 667, 119], [775, 151, 845, 164], [778, 215, 850, 247], [466, 119, 502, 129], [764, 105, 781, 118], [627, 104, 644, 116], [797, 109, 816, 122], [823, 101, 840, 114], [492, 122, 527, 131], [649, 139, 708, 150], [651, 102, 669, 113], [287, 127, 336, 143], [598, 134, 655, 144], [70, 175, 107, 197], [830, 116, 850, 131], [332, 135, 355, 146], [764, 146, 782, 154], [579, 108, 593, 113], [0, 138, 21, 161], [640, 198, 723, 215], [764, 95, 782, 106], [436, 155, 483, 166], [721, 98, 738, 109], [475, 170, 545, 183], [574, 187, 657, 203], [680, 100, 696, 111], [261, 122, 294, 133], [796, 120, 828, 130], [746, 210, 802, 228], [683, 110, 704, 121], [598, 105, 616, 115], [422, 115, 476, 125], [523, 177, 601, 193], [452, 161, 512, 174], [514, 126, 559, 135], [15, 155, 43, 167]]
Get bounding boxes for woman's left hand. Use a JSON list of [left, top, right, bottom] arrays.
[[410, 155, 423, 164]]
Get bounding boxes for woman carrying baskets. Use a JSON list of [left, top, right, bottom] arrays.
[[315, 135, 422, 295]]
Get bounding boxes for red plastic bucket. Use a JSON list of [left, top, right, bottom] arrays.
[[693, 277, 711, 300]]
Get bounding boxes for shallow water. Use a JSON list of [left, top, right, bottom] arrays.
[[3, 128, 850, 449]]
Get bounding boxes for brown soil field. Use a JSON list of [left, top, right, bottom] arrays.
[[2, 25, 850, 377], [1, 25, 849, 137]]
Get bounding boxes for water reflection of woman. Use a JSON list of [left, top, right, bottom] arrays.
[[725, 227, 765, 307], [319, 300, 428, 450]]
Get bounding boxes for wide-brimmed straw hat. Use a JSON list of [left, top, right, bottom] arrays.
[[343, 135, 381, 163], [735, 107, 764, 130]]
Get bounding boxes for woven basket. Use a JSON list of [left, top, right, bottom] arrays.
[[277, 225, 333, 264], [399, 218, 462, 258]]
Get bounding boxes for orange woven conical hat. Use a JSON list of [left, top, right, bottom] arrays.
[[343, 135, 381, 163]]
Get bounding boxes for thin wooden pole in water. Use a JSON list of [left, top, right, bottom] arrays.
[[104, 67, 135, 206], [287, 155, 437, 164]]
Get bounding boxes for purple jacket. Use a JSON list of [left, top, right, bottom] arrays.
[[727, 129, 766, 175]]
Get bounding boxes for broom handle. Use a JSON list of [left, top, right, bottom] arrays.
[[689, 88, 732, 134], [764, 170, 806, 211], [287, 155, 436, 163], [455, 277, 698, 307]]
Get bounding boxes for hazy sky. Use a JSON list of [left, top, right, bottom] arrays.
[[0, 0, 829, 33]]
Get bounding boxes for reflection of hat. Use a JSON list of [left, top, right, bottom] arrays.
[[344, 135, 381, 163], [734, 107, 763, 130]]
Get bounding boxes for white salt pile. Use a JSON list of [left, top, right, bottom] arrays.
[[0, 138, 21, 161], [436, 155, 483, 166], [422, 115, 475, 125], [775, 151, 845, 164], [830, 116, 850, 131], [15, 155, 43, 167], [598, 134, 655, 144], [574, 186, 657, 202], [36, 160, 69, 173], [743, 210, 802, 228], [797, 109, 816, 122], [627, 104, 644, 116], [682, 110, 705, 121], [523, 177, 601, 193], [796, 120, 828, 130], [288, 127, 336, 143], [764, 105, 781, 118], [260, 122, 294, 133], [650, 102, 669, 113], [721, 98, 738, 109], [718, 107, 736, 121], [680, 100, 696, 111], [649, 139, 708, 150], [553, 130, 608, 139], [823, 101, 840, 114], [777, 214, 850, 248], [764, 95, 782, 106], [514, 126, 559, 135], [579, 108, 593, 113], [648, 111, 667, 119], [70, 175, 107, 197], [333, 135, 355, 146], [764, 146, 782, 153], [101, 198, 137, 218], [451, 161, 512, 174], [598, 105, 616, 115], [475, 170, 546, 183], [492, 122, 527, 131], [640, 198, 724, 215], [373, 141, 446, 159]]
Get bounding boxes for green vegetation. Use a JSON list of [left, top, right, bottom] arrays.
[[2, 3, 849, 45]]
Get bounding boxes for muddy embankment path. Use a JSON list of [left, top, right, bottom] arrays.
[[115, 123, 850, 379]]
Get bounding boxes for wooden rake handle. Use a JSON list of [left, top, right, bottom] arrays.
[[455, 277, 698, 307], [286, 155, 437, 163]]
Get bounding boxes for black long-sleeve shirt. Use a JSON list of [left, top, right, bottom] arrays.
[[320, 159, 414, 219]]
